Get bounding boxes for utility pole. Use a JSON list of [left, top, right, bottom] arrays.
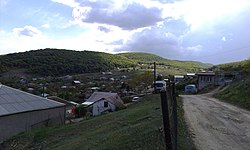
[[153, 62, 156, 93]]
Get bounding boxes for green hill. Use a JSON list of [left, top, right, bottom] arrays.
[[212, 59, 250, 110], [118, 52, 211, 72], [0, 49, 210, 77], [212, 59, 250, 74], [0, 49, 136, 76], [215, 76, 250, 110], [0, 94, 196, 150]]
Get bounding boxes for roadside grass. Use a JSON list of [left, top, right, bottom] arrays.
[[214, 76, 250, 110], [177, 97, 197, 150], [1, 94, 196, 150]]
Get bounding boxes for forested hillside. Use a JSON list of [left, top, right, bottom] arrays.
[[0, 49, 136, 76], [0, 49, 210, 76]]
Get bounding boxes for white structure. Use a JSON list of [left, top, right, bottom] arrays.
[[0, 85, 65, 143], [174, 75, 185, 83], [83, 92, 124, 116], [154, 80, 167, 91]]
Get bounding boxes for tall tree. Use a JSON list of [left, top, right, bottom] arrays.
[[130, 71, 154, 94]]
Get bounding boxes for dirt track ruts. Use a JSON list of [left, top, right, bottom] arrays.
[[181, 93, 250, 150]]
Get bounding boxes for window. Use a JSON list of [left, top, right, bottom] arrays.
[[104, 101, 108, 107]]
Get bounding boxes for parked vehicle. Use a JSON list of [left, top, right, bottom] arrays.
[[154, 80, 167, 91], [185, 84, 198, 94], [132, 96, 140, 102]]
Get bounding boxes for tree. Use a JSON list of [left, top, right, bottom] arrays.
[[130, 71, 154, 94]]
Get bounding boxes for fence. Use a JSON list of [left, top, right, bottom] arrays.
[[160, 78, 177, 150]]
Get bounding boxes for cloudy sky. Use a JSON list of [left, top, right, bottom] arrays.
[[1, 0, 250, 64]]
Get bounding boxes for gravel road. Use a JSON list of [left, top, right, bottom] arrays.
[[181, 94, 250, 150]]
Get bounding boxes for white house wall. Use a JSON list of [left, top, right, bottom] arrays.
[[92, 100, 116, 116], [0, 107, 65, 143]]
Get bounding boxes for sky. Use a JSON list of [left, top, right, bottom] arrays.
[[0, 0, 250, 64]]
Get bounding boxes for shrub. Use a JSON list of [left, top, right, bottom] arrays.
[[74, 105, 87, 118]]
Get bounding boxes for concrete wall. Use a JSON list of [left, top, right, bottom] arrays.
[[198, 75, 215, 90], [92, 100, 115, 116], [0, 107, 65, 143]]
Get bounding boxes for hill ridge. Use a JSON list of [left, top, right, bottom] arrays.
[[0, 48, 210, 76]]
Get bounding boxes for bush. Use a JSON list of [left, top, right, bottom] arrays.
[[122, 96, 132, 104], [74, 105, 87, 118]]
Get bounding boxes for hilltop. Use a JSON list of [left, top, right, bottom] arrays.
[[0, 49, 210, 77], [118, 52, 211, 70]]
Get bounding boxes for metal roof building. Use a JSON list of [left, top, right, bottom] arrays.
[[0, 85, 65, 143], [85, 92, 124, 116]]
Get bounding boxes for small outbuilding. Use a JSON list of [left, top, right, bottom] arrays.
[[0, 85, 65, 143], [196, 72, 216, 90], [83, 92, 124, 116]]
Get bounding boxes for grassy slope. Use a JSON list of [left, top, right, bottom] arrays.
[[213, 59, 250, 73], [118, 52, 211, 69], [214, 76, 250, 110], [1, 94, 196, 150]]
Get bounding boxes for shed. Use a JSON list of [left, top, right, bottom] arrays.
[[196, 72, 216, 90], [85, 92, 124, 116], [0, 85, 65, 143]]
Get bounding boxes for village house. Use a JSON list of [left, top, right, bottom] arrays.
[[185, 73, 196, 79], [0, 84, 65, 143], [82, 92, 124, 116], [196, 72, 216, 90], [174, 75, 185, 83]]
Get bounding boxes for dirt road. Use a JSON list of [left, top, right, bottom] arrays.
[[181, 94, 250, 150]]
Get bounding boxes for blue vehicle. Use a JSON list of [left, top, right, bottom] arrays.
[[185, 84, 198, 94]]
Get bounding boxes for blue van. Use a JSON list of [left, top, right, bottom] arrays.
[[185, 84, 198, 94]]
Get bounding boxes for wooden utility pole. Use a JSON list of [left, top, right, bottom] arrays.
[[154, 62, 156, 93]]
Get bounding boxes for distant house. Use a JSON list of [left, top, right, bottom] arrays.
[[174, 75, 185, 83], [196, 72, 216, 90], [185, 73, 196, 79], [0, 85, 65, 142], [101, 72, 113, 75], [82, 92, 124, 116], [72, 80, 81, 85]]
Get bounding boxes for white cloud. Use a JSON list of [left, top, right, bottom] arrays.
[[162, 0, 250, 31], [42, 23, 50, 29], [51, 0, 79, 7], [13, 26, 42, 37], [1, 0, 250, 64]]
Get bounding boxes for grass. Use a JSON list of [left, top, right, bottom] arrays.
[[214, 76, 250, 110], [1, 94, 196, 150]]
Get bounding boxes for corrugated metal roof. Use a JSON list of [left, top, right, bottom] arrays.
[[86, 92, 124, 108], [0, 85, 65, 116], [196, 72, 215, 76], [86, 92, 118, 102]]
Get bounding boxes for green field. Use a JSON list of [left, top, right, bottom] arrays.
[[1, 94, 196, 150]]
